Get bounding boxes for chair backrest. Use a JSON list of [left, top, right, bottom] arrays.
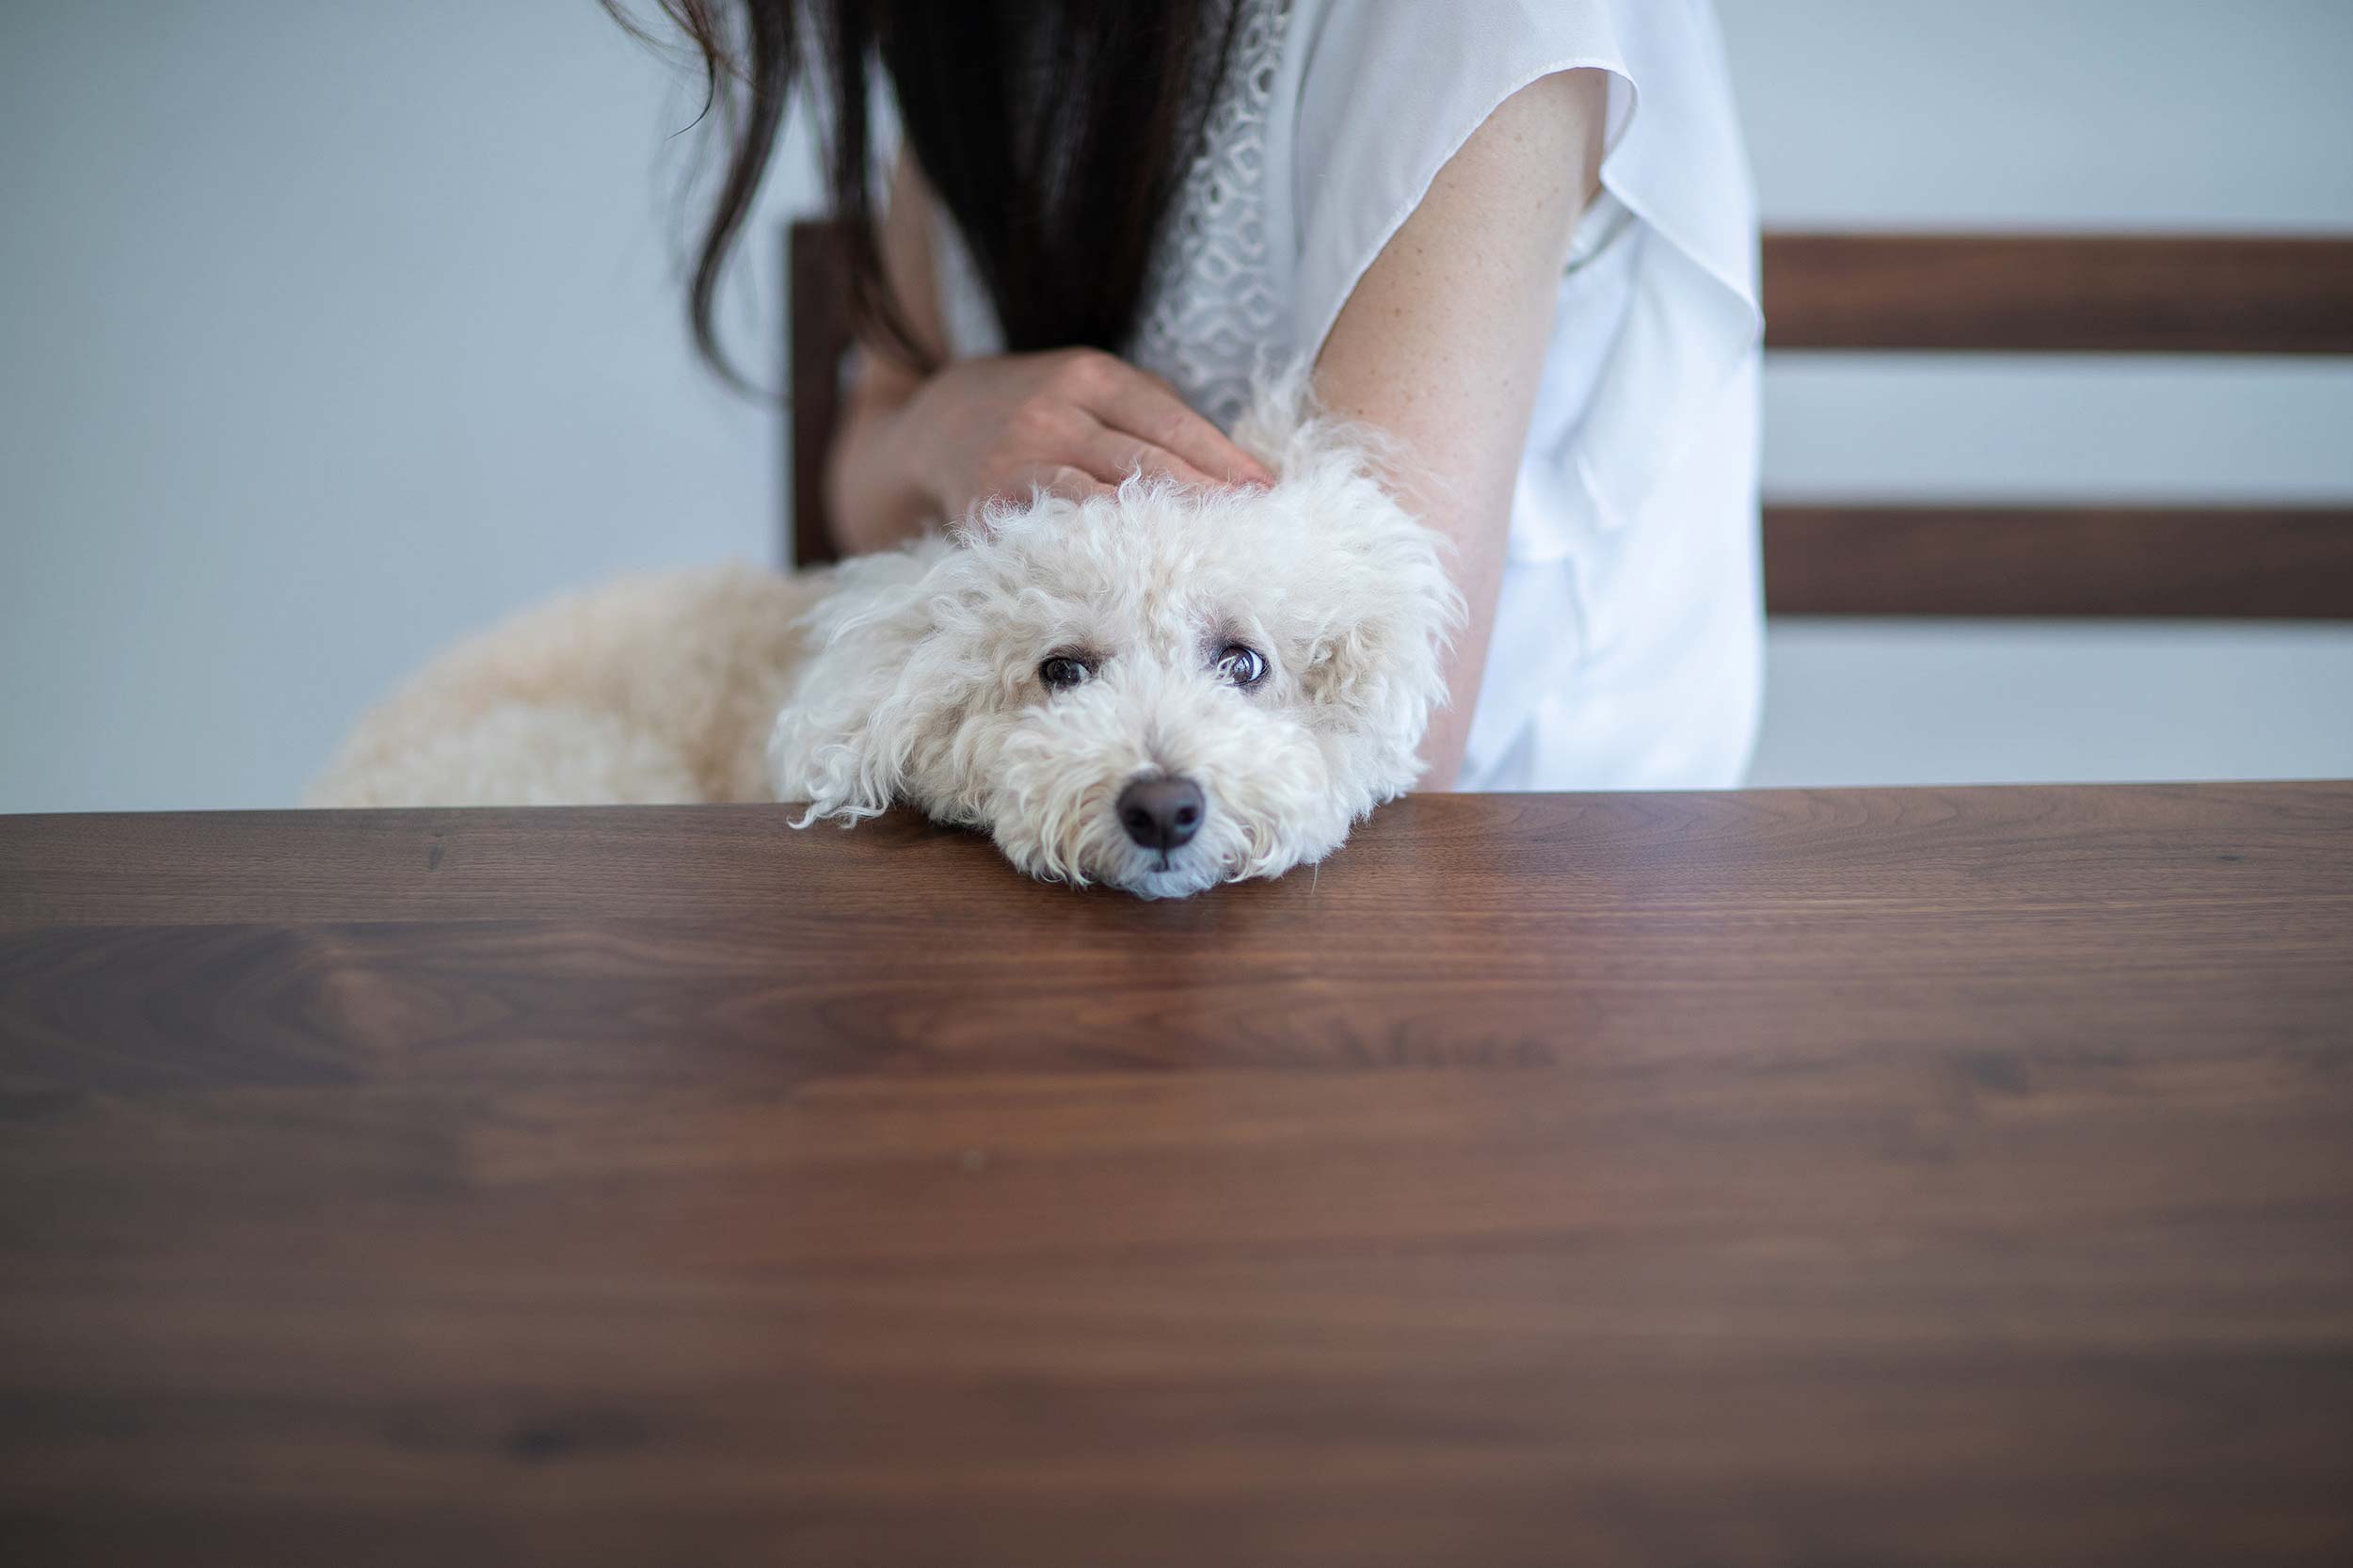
[[1758, 232, 2353, 616], [785, 218, 2353, 616], [786, 218, 856, 574]]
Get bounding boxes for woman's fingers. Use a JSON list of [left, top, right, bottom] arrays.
[[1016, 464, 1114, 505], [1084, 368, 1276, 488], [1070, 424, 1224, 490]]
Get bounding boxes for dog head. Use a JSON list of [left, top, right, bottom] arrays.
[[768, 395, 1461, 898]]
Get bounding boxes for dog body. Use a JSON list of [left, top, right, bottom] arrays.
[[312, 394, 1461, 897], [309, 565, 825, 810]]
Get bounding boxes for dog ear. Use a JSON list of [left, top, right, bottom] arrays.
[[1298, 511, 1463, 798], [767, 543, 963, 824], [1262, 396, 1465, 800]]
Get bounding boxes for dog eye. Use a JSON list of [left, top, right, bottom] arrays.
[[1213, 644, 1268, 687], [1039, 655, 1092, 691]]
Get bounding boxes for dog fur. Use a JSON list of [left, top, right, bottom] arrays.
[[309, 388, 1462, 898]]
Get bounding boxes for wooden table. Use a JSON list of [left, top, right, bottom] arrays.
[[4, 784, 2351, 1566]]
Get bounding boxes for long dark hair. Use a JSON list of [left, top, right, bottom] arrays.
[[609, 1, 1242, 383]]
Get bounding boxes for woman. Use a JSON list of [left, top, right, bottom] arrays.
[[630, 0, 1763, 791]]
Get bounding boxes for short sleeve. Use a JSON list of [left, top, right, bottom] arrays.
[[1288, 0, 1763, 532], [1289, 0, 1634, 356]]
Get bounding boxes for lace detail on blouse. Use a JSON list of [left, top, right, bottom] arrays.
[[1128, 0, 1295, 431]]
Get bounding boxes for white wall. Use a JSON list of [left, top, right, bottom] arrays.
[[2, 0, 2347, 811], [0, 0, 819, 813]]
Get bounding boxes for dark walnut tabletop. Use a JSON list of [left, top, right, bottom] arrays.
[[3, 783, 2351, 1566]]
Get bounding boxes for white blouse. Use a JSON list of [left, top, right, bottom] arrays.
[[934, 0, 1765, 792]]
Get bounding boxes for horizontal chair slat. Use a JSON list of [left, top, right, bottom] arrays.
[[1764, 504, 2353, 617], [1761, 233, 2353, 354]]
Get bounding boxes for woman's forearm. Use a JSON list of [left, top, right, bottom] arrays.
[[1314, 70, 1605, 788], [823, 152, 955, 557]]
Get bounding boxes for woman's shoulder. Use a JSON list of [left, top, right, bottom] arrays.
[[1278, 0, 1755, 344], [1276, 0, 1762, 541]]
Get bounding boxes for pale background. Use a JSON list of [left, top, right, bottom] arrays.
[[3, 0, 2348, 812]]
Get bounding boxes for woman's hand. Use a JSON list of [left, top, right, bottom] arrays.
[[896, 347, 1274, 518], [824, 154, 1269, 554]]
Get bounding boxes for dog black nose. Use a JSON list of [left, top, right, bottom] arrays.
[[1117, 776, 1205, 853]]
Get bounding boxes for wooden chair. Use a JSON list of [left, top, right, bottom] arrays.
[[784, 219, 2353, 616]]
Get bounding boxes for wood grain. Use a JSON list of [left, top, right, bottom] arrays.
[[4, 786, 2352, 1566], [1764, 504, 2353, 617], [1761, 232, 2353, 354]]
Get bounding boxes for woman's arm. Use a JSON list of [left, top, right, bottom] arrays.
[[826, 155, 1273, 557], [1314, 70, 1609, 788], [824, 156, 950, 555]]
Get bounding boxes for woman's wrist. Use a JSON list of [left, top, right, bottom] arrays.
[[827, 367, 944, 554], [890, 374, 955, 521]]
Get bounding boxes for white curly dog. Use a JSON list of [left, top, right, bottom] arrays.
[[311, 388, 1462, 899]]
